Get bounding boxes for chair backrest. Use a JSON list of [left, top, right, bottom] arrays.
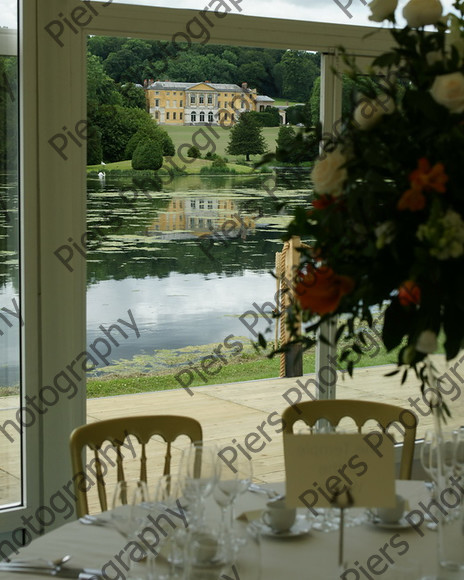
[[282, 400, 417, 480], [69, 415, 202, 517]]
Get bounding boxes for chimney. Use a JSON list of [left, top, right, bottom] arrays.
[[242, 82, 248, 91], [149, 78, 154, 84], [143, 79, 148, 88]]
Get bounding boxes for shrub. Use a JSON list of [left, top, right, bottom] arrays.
[[187, 146, 201, 158], [132, 139, 163, 170]]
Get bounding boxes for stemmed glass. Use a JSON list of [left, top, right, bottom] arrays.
[[213, 454, 252, 548], [152, 474, 186, 579], [420, 430, 443, 530], [178, 443, 219, 527], [111, 479, 149, 538]]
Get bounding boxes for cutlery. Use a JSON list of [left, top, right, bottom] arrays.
[[0, 561, 103, 578]]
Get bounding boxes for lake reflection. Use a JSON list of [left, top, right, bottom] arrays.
[[86, 171, 311, 374]]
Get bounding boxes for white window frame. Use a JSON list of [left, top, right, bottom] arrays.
[[25, 0, 393, 534]]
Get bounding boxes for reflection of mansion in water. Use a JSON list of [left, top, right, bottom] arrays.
[[144, 80, 275, 126], [148, 197, 256, 240]]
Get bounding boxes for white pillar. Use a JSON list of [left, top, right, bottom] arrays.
[[316, 52, 343, 401]]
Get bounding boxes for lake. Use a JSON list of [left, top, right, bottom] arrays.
[[0, 170, 312, 385]]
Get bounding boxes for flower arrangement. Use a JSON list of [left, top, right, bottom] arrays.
[[281, 0, 464, 385]]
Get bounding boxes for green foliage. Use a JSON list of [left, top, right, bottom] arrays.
[[118, 82, 147, 110], [94, 105, 155, 162], [0, 56, 18, 172], [131, 139, 163, 170], [187, 146, 201, 158], [279, 51, 320, 102], [247, 107, 281, 127], [226, 113, 267, 162], [87, 36, 317, 100], [87, 125, 103, 166]]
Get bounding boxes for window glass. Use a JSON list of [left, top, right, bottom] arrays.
[[0, 0, 21, 509]]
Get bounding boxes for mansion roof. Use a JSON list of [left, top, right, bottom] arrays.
[[147, 81, 251, 92]]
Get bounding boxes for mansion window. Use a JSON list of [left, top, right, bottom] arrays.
[[199, 95, 204, 104], [200, 112, 205, 122], [173, 112, 177, 120], [166, 100, 170, 107], [166, 112, 170, 119], [208, 111, 214, 123], [207, 95, 213, 104], [208, 201, 213, 209], [224, 113, 228, 120], [191, 200, 195, 208], [180, 113, 183, 120], [155, 99, 160, 107], [173, 100, 177, 107], [190, 95, 196, 104], [180, 100, 183, 107], [199, 200, 204, 209], [218, 101, 221, 108], [191, 111, 197, 122], [155, 111, 159, 119]]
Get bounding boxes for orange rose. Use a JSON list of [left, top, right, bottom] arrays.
[[398, 280, 421, 306], [295, 265, 355, 315]]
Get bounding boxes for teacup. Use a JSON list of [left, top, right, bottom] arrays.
[[262, 498, 296, 532], [375, 494, 405, 524]]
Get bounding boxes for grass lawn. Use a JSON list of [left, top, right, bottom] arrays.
[[87, 156, 254, 175], [87, 342, 402, 399], [162, 125, 280, 161]]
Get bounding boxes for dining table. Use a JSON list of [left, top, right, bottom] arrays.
[[0, 480, 446, 580]]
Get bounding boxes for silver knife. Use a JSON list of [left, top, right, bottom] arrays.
[[0, 563, 103, 578]]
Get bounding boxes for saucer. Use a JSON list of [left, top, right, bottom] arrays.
[[249, 514, 312, 538], [366, 515, 412, 530]]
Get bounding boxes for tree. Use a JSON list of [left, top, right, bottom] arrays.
[[125, 124, 174, 159], [118, 82, 146, 110], [94, 105, 155, 162], [280, 51, 319, 102], [87, 126, 103, 165], [132, 139, 163, 170], [226, 113, 267, 162]]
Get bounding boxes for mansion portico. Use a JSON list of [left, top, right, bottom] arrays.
[[144, 80, 275, 126]]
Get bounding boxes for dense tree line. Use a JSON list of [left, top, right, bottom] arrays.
[[87, 36, 321, 103]]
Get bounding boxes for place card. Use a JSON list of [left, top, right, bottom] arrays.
[[284, 432, 396, 511]]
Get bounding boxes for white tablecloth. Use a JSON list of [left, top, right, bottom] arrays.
[[0, 481, 443, 579]]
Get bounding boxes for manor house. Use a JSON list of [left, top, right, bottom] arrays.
[[144, 80, 275, 126]]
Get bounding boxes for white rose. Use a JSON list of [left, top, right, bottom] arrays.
[[430, 72, 464, 113], [403, 0, 443, 27], [311, 148, 347, 197], [353, 94, 395, 130], [416, 330, 438, 354], [368, 0, 398, 21]]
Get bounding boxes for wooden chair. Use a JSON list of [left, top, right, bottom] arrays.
[[69, 415, 202, 517], [282, 400, 417, 479]]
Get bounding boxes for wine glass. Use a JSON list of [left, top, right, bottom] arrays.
[[420, 431, 440, 530], [214, 454, 252, 548], [178, 443, 218, 526], [111, 479, 149, 538], [152, 474, 186, 579]]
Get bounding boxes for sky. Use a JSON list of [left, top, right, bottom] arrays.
[[0, 0, 456, 34]]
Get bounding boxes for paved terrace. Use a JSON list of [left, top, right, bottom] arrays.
[[1, 357, 463, 512]]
